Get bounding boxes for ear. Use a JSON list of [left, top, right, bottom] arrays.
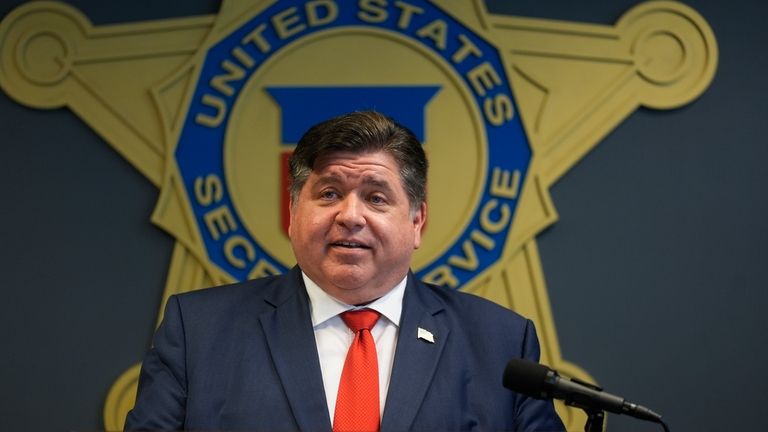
[[287, 201, 295, 239], [412, 201, 427, 249]]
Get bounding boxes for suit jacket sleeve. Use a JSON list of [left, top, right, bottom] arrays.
[[513, 319, 565, 432], [124, 295, 187, 431]]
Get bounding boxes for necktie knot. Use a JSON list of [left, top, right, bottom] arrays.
[[340, 309, 380, 332]]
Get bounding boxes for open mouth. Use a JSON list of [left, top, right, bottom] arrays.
[[330, 241, 370, 249]]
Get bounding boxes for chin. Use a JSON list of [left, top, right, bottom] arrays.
[[326, 267, 374, 291], [332, 275, 372, 291]]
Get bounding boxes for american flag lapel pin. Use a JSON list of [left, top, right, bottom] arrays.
[[417, 327, 435, 344]]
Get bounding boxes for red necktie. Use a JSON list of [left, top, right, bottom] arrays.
[[333, 309, 382, 432]]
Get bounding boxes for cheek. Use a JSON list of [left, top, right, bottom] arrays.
[[297, 212, 329, 240], [386, 218, 420, 247]]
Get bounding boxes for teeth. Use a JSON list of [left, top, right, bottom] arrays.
[[336, 241, 363, 248]]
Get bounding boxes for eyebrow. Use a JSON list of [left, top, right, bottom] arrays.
[[361, 176, 392, 190], [314, 173, 395, 192]]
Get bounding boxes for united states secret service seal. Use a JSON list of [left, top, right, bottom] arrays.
[[176, 0, 527, 289], [0, 0, 718, 430]]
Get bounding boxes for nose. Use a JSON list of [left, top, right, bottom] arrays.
[[335, 195, 366, 229]]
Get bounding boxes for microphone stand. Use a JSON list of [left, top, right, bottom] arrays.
[[559, 376, 607, 432], [569, 378, 670, 432], [583, 408, 605, 432]]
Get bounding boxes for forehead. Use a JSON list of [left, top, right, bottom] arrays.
[[311, 150, 401, 178]]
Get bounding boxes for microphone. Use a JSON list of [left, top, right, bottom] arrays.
[[502, 358, 662, 423]]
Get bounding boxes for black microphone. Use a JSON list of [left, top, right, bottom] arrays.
[[502, 358, 662, 423]]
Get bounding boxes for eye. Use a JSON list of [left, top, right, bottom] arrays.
[[369, 194, 387, 205], [320, 189, 340, 200]]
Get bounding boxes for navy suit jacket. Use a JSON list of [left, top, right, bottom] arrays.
[[125, 266, 564, 431]]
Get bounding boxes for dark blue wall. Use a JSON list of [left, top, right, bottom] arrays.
[[1, 1, 765, 431]]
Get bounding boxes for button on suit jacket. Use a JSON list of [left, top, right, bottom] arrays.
[[125, 266, 564, 431]]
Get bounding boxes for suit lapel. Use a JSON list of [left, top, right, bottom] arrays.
[[259, 267, 332, 432], [381, 275, 449, 432]]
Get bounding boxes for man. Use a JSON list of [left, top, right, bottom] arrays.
[[125, 111, 564, 431]]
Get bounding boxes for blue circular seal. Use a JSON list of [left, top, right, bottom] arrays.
[[175, 0, 531, 288]]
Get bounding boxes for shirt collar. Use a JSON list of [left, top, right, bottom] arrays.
[[302, 271, 406, 328]]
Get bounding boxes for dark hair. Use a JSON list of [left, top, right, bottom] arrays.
[[288, 111, 427, 212]]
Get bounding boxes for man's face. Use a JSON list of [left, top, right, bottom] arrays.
[[288, 150, 426, 305]]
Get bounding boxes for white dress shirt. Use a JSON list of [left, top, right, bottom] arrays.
[[302, 272, 405, 422]]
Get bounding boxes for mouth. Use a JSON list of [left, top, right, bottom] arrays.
[[330, 241, 371, 250]]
